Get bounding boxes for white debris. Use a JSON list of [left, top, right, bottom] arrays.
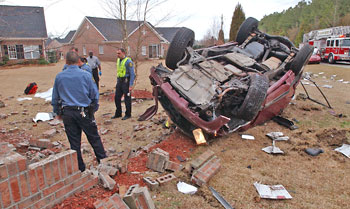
[[266, 132, 289, 141], [337, 79, 344, 82], [33, 112, 54, 123], [302, 82, 310, 85], [343, 81, 350, 84], [322, 85, 333, 89], [17, 97, 32, 101], [177, 182, 198, 195], [34, 88, 53, 101], [242, 134, 255, 140], [335, 144, 350, 158], [262, 141, 284, 154], [254, 182, 292, 199], [318, 72, 324, 75]]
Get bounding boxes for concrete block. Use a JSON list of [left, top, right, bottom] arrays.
[[99, 171, 116, 190], [191, 156, 221, 186], [156, 173, 176, 185], [134, 187, 155, 209], [143, 177, 159, 191], [123, 184, 139, 209], [42, 129, 57, 138], [146, 148, 169, 172], [97, 164, 118, 176]]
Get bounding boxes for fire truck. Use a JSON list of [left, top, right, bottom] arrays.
[[303, 26, 350, 63]]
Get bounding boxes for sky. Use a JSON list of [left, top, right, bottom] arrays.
[[0, 0, 302, 40]]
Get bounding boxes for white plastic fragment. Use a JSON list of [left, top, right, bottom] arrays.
[[33, 112, 54, 123], [322, 85, 333, 89], [34, 88, 53, 101], [254, 182, 292, 199], [262, 141, 284, 154], [335, 144, 350, 158], [266, 132, 289, 141], [318, 72, 324, 75], [242, 134, 255, 140], [177, 181, 198, 195], [17, 97, 32, 101], [343, 81, 350, 84]]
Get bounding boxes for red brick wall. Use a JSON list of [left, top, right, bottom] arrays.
[[0, 150, 98, 209], [1, 39, 46, 63], [69, 18, 169, 61]]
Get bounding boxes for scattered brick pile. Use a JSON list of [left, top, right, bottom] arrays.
[[0, 142, 98, 209]]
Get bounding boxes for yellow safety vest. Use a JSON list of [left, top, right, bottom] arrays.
[[116, 57, 131, 78]]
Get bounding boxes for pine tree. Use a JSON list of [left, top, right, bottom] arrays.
[[218, 15, 225, 44], [229, 3, 246, 41]]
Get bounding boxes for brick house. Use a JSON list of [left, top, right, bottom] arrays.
[[0, 5, 47, 63], [69, 16, 180, 61], [46, 30, 76, 61]]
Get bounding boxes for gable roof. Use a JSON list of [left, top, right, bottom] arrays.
[[86, 16, 144, 41], [58, 30, 76, 43], [155, 27, 181, 42], [0, 5, 47, 39]]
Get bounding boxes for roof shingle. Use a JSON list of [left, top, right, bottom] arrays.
[[0, 5, 47, 38]]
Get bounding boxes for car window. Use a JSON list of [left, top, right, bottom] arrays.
[[331, 40, 334, 46], [327, 40, 330, 46], [336, 40, 339, 47]]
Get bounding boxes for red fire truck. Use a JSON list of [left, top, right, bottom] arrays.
[[303, 26, 350, 63]]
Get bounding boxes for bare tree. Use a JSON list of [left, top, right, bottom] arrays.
[[103, 0, 173, 89]]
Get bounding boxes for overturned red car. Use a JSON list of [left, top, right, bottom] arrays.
[[140, 17, 313, 138]]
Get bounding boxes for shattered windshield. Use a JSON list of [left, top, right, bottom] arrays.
[[341, 39, 350, 46]]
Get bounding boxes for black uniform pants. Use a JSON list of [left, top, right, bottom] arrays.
[[114, 77, 131, 117], [62, 108, 106, 172], [92, 67, 99, 89]]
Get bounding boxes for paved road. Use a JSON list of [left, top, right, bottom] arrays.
[[320, 62, 350, 69]]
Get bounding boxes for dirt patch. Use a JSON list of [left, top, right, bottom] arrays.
[[316, 128, 350, 146]]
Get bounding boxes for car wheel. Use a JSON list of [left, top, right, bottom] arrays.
[[165, 27, 195, 70], [235, 17, 259, 45], [235, 73, 269, 121], [290, 45, 313, 76], [328, 54, 335, 64]]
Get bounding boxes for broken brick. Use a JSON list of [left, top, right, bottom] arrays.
[[191, 156, 221, 186], [42, 129, 57, 138], [99, 171, 116, 190], [166, 161, 183, 172], [146, 148, 169, 172]]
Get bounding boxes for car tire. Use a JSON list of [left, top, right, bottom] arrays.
[[328, 54, 335, 64], [290, 45, 313, 76], [235, 17, 259, 45], [235, 73, 269, 121], [165, 27, 195, 70]]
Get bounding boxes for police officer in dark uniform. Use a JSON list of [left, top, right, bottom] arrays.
[[111, 48, 135, 120], [52, 51, 106, 172]]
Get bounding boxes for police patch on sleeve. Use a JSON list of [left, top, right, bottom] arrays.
[[129, 62, 133, 67]]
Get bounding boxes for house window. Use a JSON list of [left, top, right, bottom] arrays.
[[149, 44, 159, 58], [142, 29, 146, 36], [8, 45, 17, 59], [99, 45, 104, 54], [24, 45, 40, 59], [16, 45, 24, 59], [141, 46, 146, 56], [83, 46, 87, 56]]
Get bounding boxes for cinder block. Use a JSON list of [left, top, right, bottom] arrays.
[[156, 173, 176, 185], [191, 156, 221, 186], [98, 164, 118, 176], [143, 177, 159, 191], [166, 161, 183, 172], [134, 187, 155, 209], [123, 184, 139, 209], [99, 171, 116, 190], [190, 149, 215, 171], [146, 148, 169, 172]]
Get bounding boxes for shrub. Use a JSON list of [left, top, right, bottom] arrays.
[[38, 58, 49, 65], [2, 56, 9, 64]]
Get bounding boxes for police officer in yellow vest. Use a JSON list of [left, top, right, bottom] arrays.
[[112, 48, 135, 120]]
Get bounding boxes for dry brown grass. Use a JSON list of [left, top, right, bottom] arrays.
[[1, 62, 350, 208]]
